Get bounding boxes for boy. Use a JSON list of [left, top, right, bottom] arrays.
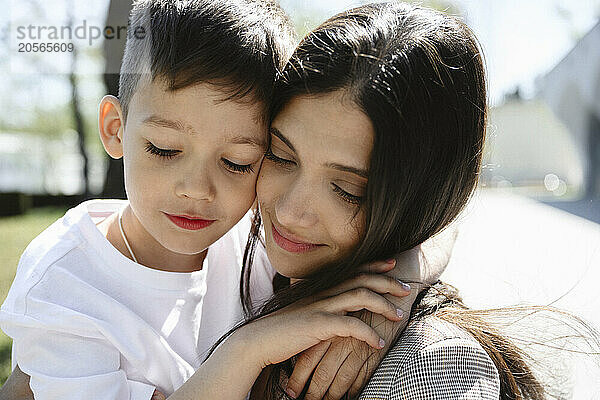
[[1, 1, 294, 398], [0, 1, 448, 399]]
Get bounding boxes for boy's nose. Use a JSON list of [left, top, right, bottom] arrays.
[[174, 172, 216, 202]]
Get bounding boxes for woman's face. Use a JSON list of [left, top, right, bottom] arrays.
[[257, 92, 375, 278]]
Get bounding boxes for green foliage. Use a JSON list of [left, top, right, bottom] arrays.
[[291, 8, 326, 39], [288, 0, 462, 40], [406, 0, 461, 15], [6, 103, 75, 138]]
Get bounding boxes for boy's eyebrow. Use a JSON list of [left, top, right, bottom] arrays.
[[270, 127, 296, 152], [143, 115, 266, 148], [227, 135, 267, 148], [143, 115, 189, 133]]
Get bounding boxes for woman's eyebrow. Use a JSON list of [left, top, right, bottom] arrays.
[[270, 127, 296, 152], [326, 163, 368, 179]]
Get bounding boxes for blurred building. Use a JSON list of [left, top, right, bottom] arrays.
[[539, 21, 600, 199], [484, 95, 583, 198]]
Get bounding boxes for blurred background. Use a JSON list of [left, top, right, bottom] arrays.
[[1, 0, 599, 394]]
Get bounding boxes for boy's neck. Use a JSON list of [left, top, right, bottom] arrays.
[[97, 206, 207, 273]]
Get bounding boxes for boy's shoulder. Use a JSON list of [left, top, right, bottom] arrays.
[[2, 200, 125, 314], [16, 200, 124, 276]]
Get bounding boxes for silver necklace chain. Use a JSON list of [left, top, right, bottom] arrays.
[[118, 206, 139, 263]]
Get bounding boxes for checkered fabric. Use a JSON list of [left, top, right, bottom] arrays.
[[359, 316, 500, 399]]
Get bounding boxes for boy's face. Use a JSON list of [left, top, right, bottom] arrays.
[[102, 80, 266, 257]]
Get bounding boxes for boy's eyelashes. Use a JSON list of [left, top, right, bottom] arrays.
[[145, 141, 181, 159], [144, 140, 255, 174], [221, 158, 254, 174]]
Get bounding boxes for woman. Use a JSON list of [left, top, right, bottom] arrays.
[[235, 2, 593, 399], [4, 3, 595, 400]]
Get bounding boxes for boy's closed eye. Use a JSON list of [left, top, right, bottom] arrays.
[[145, 141, 181, 159]]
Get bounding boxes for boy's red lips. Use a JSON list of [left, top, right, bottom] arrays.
[[164, 213, 216, 230], [270, 221, 324, 253]]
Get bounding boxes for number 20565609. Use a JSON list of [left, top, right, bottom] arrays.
[[18, 42, 74, 52]]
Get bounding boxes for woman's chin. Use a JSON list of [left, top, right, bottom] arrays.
[[271, 262, 310, 280], [267, 250, 319, 280]]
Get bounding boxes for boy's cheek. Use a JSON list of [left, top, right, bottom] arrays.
[[221, 177, 258, 215]]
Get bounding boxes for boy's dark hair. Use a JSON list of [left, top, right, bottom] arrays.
[[118, 0, 296, 120]]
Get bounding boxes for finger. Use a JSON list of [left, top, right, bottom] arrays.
[[319, 274, 411, 300], [357, 259, 396, 274], [318, 288, 405, 322], [319, 314, 385, 350], [304, 340, 352, 400], [324, 345, 370, 400], [347, 350, 382, 398], [286, 341, 330, 399], [151, 389, 166, 400]]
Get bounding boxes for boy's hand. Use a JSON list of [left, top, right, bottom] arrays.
[[0, 365, 33, 400], [286, 228, 457, 399]]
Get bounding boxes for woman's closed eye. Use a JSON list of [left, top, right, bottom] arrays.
[[264, 147, 296, 167], [331, 183, 363, 205], [145, 141, 181, 159]]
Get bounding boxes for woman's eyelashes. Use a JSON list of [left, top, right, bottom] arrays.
[[264, 147, 295, 167], [145, 141, 181, 159], [266, 146, 363, 205], [331, 183, 363, 205], [145, 140, 255, 174]]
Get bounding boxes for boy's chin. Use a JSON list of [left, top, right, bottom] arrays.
[[163, 240, 210, 257]]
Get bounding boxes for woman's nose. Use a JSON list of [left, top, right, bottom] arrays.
[[274, 178, 318, 228]]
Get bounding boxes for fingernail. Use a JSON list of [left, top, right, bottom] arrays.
[[396, 308, 404, 318], [379, 338, 385, 348], [285, 387, 297, 398], [385, 259, 396, 265], [398, 280, 411, 291]]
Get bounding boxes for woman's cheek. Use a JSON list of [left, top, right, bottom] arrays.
[[257, 162, 285, 208], [328, 206, 365, 256]]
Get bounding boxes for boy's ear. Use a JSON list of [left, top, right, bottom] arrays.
[[98, 95, 125, 159]]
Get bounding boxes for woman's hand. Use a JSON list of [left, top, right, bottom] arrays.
[[170, 275, 406, 400], [284, 229, 457, 399], [246, 273, 408, 368]]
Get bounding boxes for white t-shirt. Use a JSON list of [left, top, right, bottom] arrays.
[[0, 200, 275, 400]]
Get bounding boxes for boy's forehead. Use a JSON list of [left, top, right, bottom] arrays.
[[128, 79, 268, 132]]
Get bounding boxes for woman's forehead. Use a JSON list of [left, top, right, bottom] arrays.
[[273, 93, 374, 165]]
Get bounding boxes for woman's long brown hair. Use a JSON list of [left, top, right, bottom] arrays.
[[208, 3, 600, 399]]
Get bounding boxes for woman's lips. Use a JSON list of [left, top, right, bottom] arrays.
[[271, 223, 322, 253], [165, 213, 215, 230]]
